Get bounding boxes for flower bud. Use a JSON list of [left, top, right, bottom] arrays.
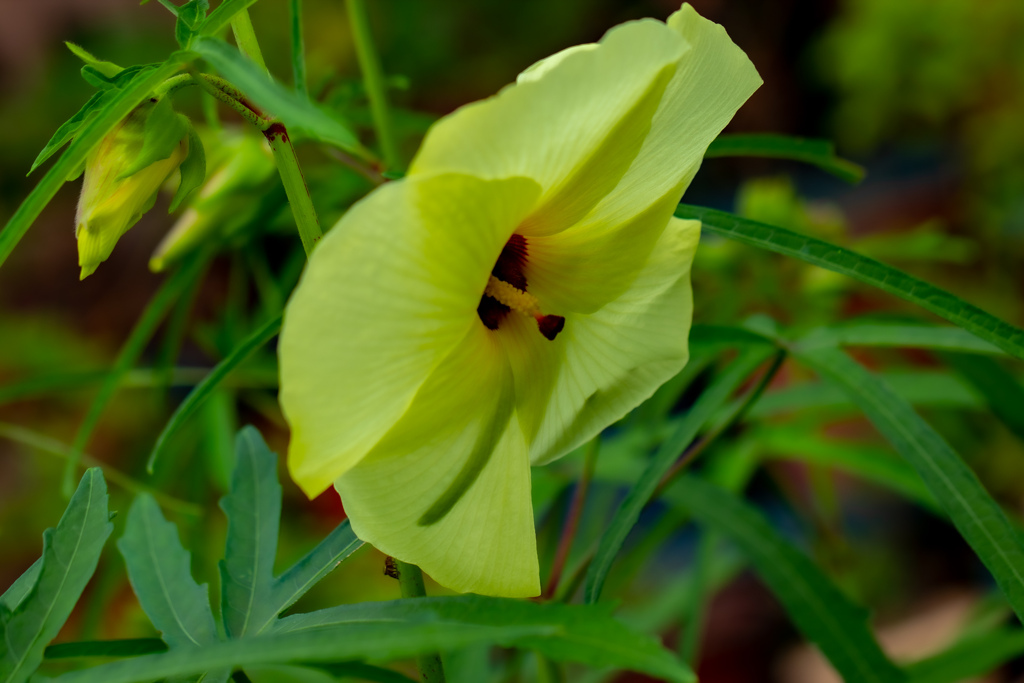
[[75, 98, 188, 279], [150, 131, 274, 272]]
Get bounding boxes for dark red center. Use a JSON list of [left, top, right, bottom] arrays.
[[476, 234, 564, 340]]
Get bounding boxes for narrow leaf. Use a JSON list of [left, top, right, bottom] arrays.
[[678, 204, 1024, 361], [672, 475, 905, 683], [0, 560, 41, 614], [45, 639, 168, 659], [191, 37, 363, 153], [2, 59, 182, 269], [199, 0, 259, 38], [148, 313, 282, 473], [269, 520, 362, 622], [705, 133, 865, 184], [801, 322, 1004, 355], [0, 469, 113, 683], [942, 352, 1024, 441], [904, 628, 1024, 683], [797, 346, 1024, 623], [64, 42, 123, 77], [116, 495, 220, 649], [219, 427, 282, 638], [28, 91, 110, 174], [584, 346, 775, 604]]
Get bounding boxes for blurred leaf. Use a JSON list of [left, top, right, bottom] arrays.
[[48, 597, 692, 683], [170, 122, 207, 212], [70, 255, 209, 494], [116, 495, 220, 649], [942, 352, 1024, 441], [175, 0, 210, 49], [0, 560, 41, 614], [200, 0, 259, 38], [705, 133, 866, 184], [0, 469, 113, 683], [801, 322, 1004, 355], [191, 37, 364, 153], [1, 60, 182, 270], [797, 346, 1024, 624], [219, 427, 283, 638], [148, 314, 282, 474], [904, 627, 1024, 683], [677, 204, 1024, 361], [45, 639, 168, 659], [584, 346, 775, 604], [672, 475, 905, 683]]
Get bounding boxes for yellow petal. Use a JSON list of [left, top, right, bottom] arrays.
[[337, 324, 539, 597], [280, 172, 541, 498], [410, 19, 686, 236], [579, 3, 762, 230], [499, 217, 701, 465]]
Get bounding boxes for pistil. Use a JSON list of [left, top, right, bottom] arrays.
[[484, 276, 565, 341]]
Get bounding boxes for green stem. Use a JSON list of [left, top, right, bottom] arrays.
[[230, 9, 268, 72], [289, 0, 308, 96], [346, 0, 400, 170], [266, 126, 322, 256], [394, 560, 446, 683], [544, 438, 599, 598]]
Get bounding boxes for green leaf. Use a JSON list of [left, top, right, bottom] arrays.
[[584, 346, 775, 604], [269, 519, 362, 620], [0, 560, 41, 614], [219, 427, 282, 638], [796, 346, 1024, 623], [175, 0, 209, 48], [191, 37, 363, 153], [2, 59, 183, 270], [116, 495, 220, 649], [169, 121, 206, 212], [199, 0, 259, 38], [148, 313, 281, 474], [904, 628, 1024, 683], [672, 475, 905, 683], [28, 91, 110, 174], [49, 597, 692, 683], [118, 97, 187, 179], [65, 42, 123, 77], [45, 639, 168, 659], [677, 204, 1024, 361], [0, 469, 113, 683], [801, 322, 1005, 355], [705, 133, 866, 184], [942, 352, 1024, 441]]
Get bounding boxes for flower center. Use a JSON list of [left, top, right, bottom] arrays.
[[477, 234, 565, 340]]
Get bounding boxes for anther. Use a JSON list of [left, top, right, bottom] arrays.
[[484, 276, 565, 340]]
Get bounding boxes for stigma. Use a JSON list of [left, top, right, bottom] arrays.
[[477, 233, 565, 340]]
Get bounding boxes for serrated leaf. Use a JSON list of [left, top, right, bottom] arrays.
[[797, 346, 1024, 624], [584, 346, 775, 604], [116, 495, 219, 649], [678, 204, 1024, 361], [118, 97, 187, 179], [219, 427, 282, 638], [169, 120, 206, 212], [65, 42, 122, 77], [672, 475, 906, 683], [705, 133, 865, 184], [191, 36, 363, 153], [0, 469, 113, 683]]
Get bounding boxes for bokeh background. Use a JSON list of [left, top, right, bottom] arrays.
[[2, 0, 1024, 681]]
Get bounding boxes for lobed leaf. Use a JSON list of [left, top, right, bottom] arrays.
[[796, 346, 1024, 623], [677, 204, 1024, 361], [672, 475, 905, 683], [705, 133, 865, 184], [0, 469, 113, 683], [116, 495, 220, 649]]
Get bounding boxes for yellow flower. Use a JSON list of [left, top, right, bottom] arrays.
[[279, 3, 760, 597], [76, 98, 188, 279]]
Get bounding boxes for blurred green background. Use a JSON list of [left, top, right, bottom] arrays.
[[1, 1, 1023, 681]]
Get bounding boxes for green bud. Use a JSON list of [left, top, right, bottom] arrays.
[[150, 131, 274, 272], [75, 98, 188, 279]]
